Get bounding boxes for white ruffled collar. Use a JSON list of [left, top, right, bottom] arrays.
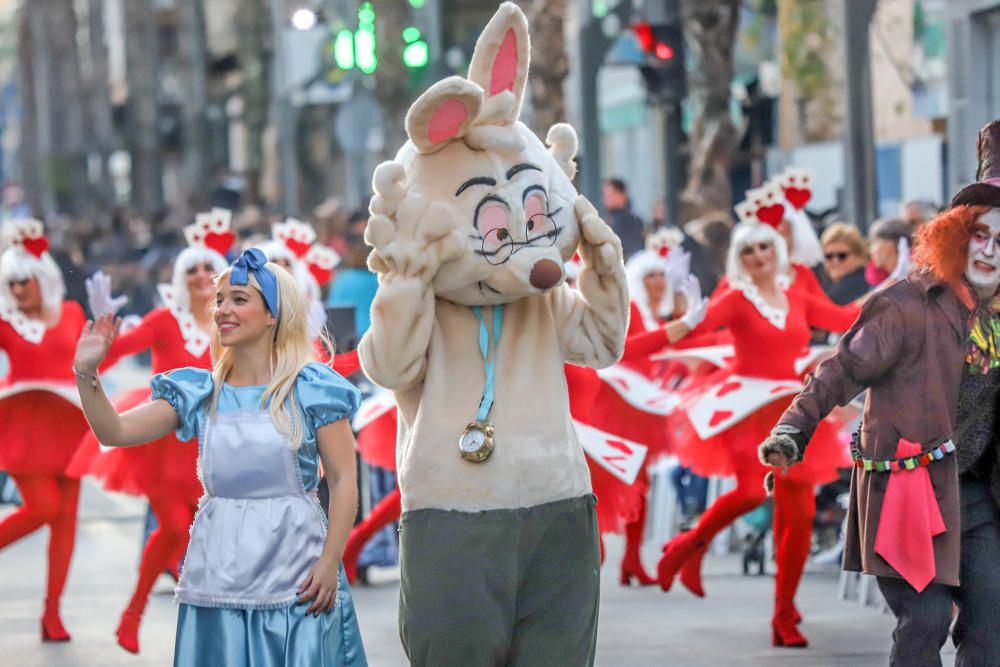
[[731, 275, 791, 330], [157, 284, 211, 358], [0, 302, 47, 344]]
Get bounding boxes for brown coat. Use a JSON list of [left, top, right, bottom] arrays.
[[779, 272, 970, 585]]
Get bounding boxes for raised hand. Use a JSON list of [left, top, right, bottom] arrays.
[[74, 313, 120, 374], [574, 195, 623, 276], [888, 237, 911, 283], [365, 191, 465, 283], [679, 276, 708, 329], [86, 271, 128, 318]]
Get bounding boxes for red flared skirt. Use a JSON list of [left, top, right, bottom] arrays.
[[586, 382, 674, 463], [356, 407, 397, 472], [670, 388, 850, 486], [589, 459, 646, 536], [0, 391, 90, 476], [67, 387, 202, 503]]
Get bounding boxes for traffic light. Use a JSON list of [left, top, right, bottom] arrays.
[[402, 26, 429, 69], [631, 20, 686, 101]]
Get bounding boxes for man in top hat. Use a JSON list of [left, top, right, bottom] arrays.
[[759, 119, 1000, 666]]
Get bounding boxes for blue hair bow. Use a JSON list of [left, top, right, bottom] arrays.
[[230, 248, 279, 317]]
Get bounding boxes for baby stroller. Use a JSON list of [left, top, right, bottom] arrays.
[[740, 499, 772, 576]]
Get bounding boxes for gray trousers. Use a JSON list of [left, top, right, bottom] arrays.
[[877, 477, 1000, 667], [398, 495, 600, 667]]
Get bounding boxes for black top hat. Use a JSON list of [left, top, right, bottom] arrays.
[[952, 119, 1000, 208]]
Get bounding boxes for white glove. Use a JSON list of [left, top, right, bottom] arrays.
[[888, 237, 910, 283], [307, 300, 328, 340], [665, 247, 691, 291], [679, 275, 708, 329], [85, 271, 127, 317]]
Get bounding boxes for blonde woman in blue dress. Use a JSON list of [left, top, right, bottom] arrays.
[[72, 248, 367, 666]]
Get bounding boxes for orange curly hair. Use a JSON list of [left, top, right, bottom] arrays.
[[912, 204, 992, 305]]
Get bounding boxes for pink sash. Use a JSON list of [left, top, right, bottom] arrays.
[[874, 438, 945, 592]]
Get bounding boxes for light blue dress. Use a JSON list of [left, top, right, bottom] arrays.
[[150, 363, 367, 667]]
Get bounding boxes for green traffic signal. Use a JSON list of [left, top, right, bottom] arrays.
[[402, 26, 429, 69]]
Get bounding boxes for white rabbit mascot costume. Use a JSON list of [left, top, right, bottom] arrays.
[[358, 4, 628, 665]]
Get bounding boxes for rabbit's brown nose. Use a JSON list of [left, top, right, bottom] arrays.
[[529, 259, 563, 290]]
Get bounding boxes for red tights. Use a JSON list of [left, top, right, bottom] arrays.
[[0, 474, 80, 614], [685, 467, 815, 611], [125, 495, 195, 618]]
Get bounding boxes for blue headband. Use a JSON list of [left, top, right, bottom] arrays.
[[230, 248, 280, 317]]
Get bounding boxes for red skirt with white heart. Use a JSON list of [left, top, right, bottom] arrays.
[[0, 389, 90, 476], [669, 373, 850, 484], [355, 406, 397, 472], [66, 387, 203, 503], [588, 458, 646, 535]]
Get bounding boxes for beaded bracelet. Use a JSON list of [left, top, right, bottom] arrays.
[[851, 440, 955, 473]]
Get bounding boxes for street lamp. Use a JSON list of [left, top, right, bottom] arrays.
[[291, 8, 317, 31]]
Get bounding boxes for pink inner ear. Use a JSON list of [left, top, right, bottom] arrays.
[[427, 99, 468, 145], [489, 29, 518, 96]]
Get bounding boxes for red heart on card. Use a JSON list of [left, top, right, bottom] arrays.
[[769, 385, 796, 394], [716, 380, 742, 397], [286, 238, 312, 258], [784, 187, 811, 210], [22, 237, 49, 258], [309, 264, 333, 286], [757, 203, 785, 228], [205, 231, 235, 256], [709, 410, 734, 427]]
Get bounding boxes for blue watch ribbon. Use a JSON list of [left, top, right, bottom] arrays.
[[230, 248, 280, 317], [472, 304, 503, 422]]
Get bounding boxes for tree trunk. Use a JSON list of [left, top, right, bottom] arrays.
[[48, 0, 90, 215], [176, 0, 210, 211], [681, 0, 741, 221], [237, 0, 271, 205], [123, 0, 163, 217], [373, 0, 412, 157], [83, 0, 117, 215], [17, 4, 45, 217], [525, 0, 569, 137]]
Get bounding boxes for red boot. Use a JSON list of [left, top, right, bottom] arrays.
[[116, 609, 141, 654], [343, 487, 402, 584], [619, 495, 656, 586], [656, 531, 703, 593], [771, 602, 808, 647], [40, 600, 70, 642], [678, 543, 708, 597]]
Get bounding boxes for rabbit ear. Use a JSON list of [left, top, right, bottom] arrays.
[[467, 2, 529, 125], [405, 76, 484, 155]]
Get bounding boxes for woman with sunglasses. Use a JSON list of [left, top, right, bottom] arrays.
[[820, 223, 871, 305], [654, 215, 861, 648]]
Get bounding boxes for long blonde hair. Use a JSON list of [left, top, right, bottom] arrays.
[[210, 262, 325, 449]]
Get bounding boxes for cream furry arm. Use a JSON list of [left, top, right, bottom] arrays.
[[550, 196, 629, 368], [358, 161, 465, 391], [358, 274, 435, 391]]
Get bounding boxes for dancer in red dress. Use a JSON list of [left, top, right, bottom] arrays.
[[656, 210, 861, 648], [66, 209, 233, 653], [585, 242, 701, 585], [0, 220, 89, 642]]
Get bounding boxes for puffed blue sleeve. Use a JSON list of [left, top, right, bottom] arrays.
[[296, 362, 362, 432], [150, 368, 214, 442]]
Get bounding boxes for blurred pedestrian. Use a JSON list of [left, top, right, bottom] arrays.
[[866, 218, 912, 286], [820, 223, 870, 304], [0, 221, 90, 643], [326, 210, 378, 339], [602, 178, 646, 260], [899, 199, 936, 229]]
